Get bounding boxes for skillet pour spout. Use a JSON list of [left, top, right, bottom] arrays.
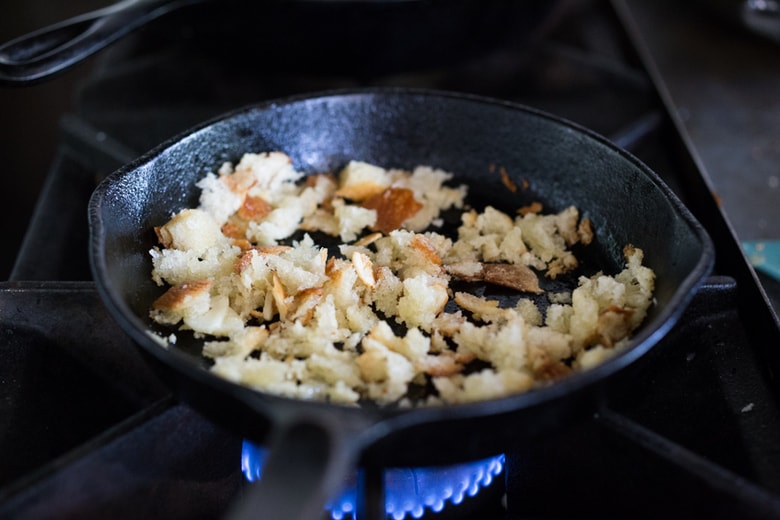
[[88, 88, 715, 519]]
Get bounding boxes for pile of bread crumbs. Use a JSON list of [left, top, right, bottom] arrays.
[[148, 151, 655, 407]]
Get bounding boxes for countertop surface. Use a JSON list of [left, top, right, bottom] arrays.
[[619, 0, 780, 315]]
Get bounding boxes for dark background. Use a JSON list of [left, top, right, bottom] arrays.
[[0, 0, 109, 279]]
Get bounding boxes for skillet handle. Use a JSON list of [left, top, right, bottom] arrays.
[[0, 0, 198, 85], [225, 419, 362, 520]]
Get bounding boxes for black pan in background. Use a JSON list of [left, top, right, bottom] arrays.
[[0, 0, 560, 84], [88, 88, 714, 519]]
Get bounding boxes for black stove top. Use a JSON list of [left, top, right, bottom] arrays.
[[2, 1, 780, 518]]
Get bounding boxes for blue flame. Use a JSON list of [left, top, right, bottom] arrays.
[[241, 440, 504, 519]]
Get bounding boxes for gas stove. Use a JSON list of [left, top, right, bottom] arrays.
[[2, 1, 780, 518]]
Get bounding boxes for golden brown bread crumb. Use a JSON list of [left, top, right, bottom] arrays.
[[499, 166, 517, 193], [152, 279, 212, 311], [518, 201, 543, 215], [237, 195, 273, 221], [447, 262, 543, 293], [578, 217, 594, 245], [362, 187, 423, 234]]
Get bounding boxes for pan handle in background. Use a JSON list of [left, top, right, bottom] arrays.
[[0, 0, 201, 86], [224, 417, 369, 520]]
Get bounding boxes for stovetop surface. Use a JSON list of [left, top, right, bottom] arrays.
[[2, 1, 780, 518]]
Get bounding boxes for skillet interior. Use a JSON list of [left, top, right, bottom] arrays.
[[89, 88, 714, 466]]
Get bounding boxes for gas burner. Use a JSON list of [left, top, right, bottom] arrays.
[[241, 440, 505, 520]]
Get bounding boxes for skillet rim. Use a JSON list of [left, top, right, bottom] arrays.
[[87, 86, 716, 427]]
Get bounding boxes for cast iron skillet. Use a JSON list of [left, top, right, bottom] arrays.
[[0, 0, 557, 85], [88, 88, 714, 519]]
